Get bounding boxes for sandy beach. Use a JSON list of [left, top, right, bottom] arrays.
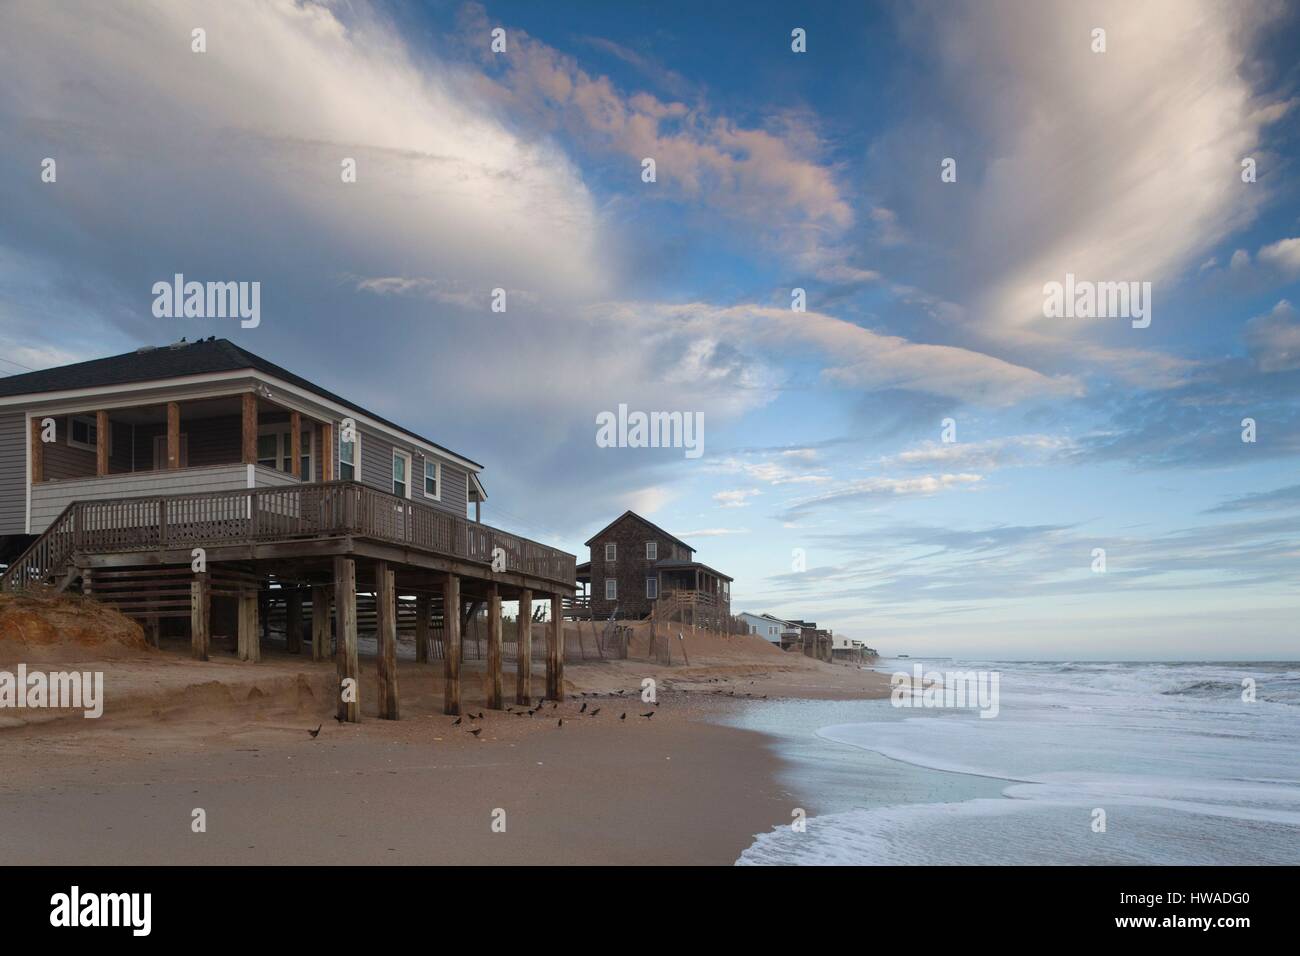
[[0, 619, 889, 865]]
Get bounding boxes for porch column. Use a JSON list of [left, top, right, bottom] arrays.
[[237, 587, 260, 662], [334, 556, 359, 722], [515, 588, 533, 705], [241, 393, 258, 465], [285, 587, 302, 654], [166, 401, 180, 469], [486, 584, 503, 709], [321, 422, 334, 480], [375, 562, 399, 720], [190, 571, 210, 661], [311, 584, 332, 661], [289, 411, 301, 478], [415, 592, 430, 663], [30, 417, 43, 484], [442, 574, 461, 715], [546, 594, 564, 701], [95, 410, 109, 477]]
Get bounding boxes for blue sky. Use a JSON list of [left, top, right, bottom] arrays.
[[2, 0, 1299, 658]]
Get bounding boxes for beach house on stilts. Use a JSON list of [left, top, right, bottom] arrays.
[[0, 338, 576, 720]]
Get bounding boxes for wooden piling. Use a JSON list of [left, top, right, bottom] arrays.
[[415, 592, 430, 663], [486, 584, 503, 709], [547, 594, 564, 701], [311, 585, 332, 661], [443, 574, 461, 715], [237, 589, 260, 662], [285, 586, 302, 654], [515, 588, 532, 705], [375, 562, 399, 720], [335, 556, 359, 723], [190, 572, 210, 661]]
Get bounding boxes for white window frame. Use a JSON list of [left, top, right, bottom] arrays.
[[339, 428, 360, 481], [605, 579, 617, 601], [423, 458, 441, 500], [646, 576, 658, 599], [68, 414, 98, 452], [256, 423, 313, 478], [605, 542, 616, 563], [645, 541, 657, 560], [392, 448, 412, 499]]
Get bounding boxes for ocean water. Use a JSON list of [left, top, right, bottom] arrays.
[[731, 659, 1300, 865]]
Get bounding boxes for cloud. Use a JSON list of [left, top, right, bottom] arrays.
[[458, 3, 868, 282], [1257, 238, 1300, 278], [713, 489, 760, 508], [879, 434, 1075, 471], [783, 473, 984, 517], [673, 527, 749, 538], [598, 301, 1080, 405], [1205, 483, 1300, 514], [1244, 300, 1300, 372]]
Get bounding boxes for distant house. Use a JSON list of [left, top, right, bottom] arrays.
[[738, 611, 783, 642], [575, 510, 732, 628]]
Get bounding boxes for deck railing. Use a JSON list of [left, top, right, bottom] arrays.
[[3, 480, 576, 590]]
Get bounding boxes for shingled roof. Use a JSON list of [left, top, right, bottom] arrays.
[[0, 337, 482, 469]]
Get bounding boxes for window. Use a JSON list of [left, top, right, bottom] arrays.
[[605, 579, 618, 601], [605, 542, 616, 562], [258, 424, 313, 477], [646, 577, 658, 599], [68, 415, 98, 452], [393, 450, 411, 498], [339, 431, 358, 480], [424, 459, 440, 498], [645, 541, 657, 560]]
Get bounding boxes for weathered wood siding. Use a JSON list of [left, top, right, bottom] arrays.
[[589, 515, 693, 619], [0, 412, 25, 536]]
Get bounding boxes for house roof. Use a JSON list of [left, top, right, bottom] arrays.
[[653, 558, 733, 582], [583, 510, 696, 553], [0, 337, 483, 470]]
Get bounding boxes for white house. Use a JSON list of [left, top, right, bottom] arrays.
[[738, 611, 784, 643]]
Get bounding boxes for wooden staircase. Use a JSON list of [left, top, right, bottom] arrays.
[[0, 503, 78, 593]]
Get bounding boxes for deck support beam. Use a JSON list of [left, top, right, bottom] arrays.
[[442, 574, 461, 715], [375, 562, 399, 720], [547, 594, 564, 701], [237, 588, 260, 662], [190, 571, 210, 661], [321, 422, 334, 480], [285, 586, 302, 654], [486, 584, 503, 709], [311, 585, 332, 661], [515, 588, 532, 705], [415, 592, 430, 663], [334, 556, 359, 722]]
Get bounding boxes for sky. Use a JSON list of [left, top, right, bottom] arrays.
[[1, 0, 1299, 659]]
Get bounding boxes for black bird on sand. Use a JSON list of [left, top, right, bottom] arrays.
[[620, 713, 627, 720], [453, 716, 462, 725], [469, 728, 482, 737], [590, 707, 601, 716], [579, 702, 587, 713], [309, 725, 321, 738], [558, 718, 564, 728], [640, 712, 655, 719]]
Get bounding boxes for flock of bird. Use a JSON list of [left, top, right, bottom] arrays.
[[312, 678, 768, 738]]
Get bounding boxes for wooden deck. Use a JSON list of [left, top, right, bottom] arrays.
[[1, 480, 576, 593]]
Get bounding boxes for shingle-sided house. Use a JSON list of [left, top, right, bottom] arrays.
[[0, 337, 576, 721], [575, 510, 732, 628]]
